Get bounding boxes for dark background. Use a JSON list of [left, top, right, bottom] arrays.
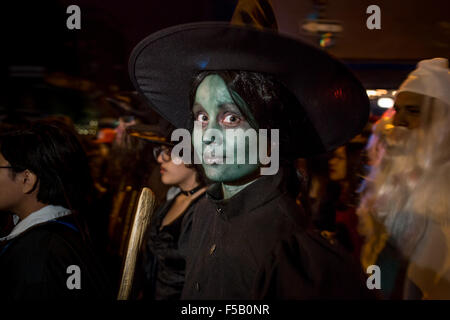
[[0, 0, 448, 123]]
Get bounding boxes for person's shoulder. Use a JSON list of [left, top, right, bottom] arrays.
[[280, 229, 354, 261], [185, 192, 207, 217], [1, 220, 113, 300], [3, 224, 59, 256], [256, 229, 374, 299], [261, 191, 307, 229], [6, 220, 84, 260], [0, 223, 79, 286], [190, 192, 213, 222]]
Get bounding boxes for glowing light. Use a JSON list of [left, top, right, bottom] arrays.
[[366, 90, 377, 97], [320, 33, 334, 48], [376, 89, 388, 95], [197, 58, 210, 69], [377, 97, 394, 109], [333, 88, 343, 99]]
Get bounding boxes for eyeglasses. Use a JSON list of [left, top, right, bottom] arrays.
[[153, 146, 172, 162]]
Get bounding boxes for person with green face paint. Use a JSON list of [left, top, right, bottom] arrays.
[[192, 74, 261, 197], [129, 23, 372, 299]]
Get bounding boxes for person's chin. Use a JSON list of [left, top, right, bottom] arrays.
[[204, 165, 259, 184], [161, 174, 173, 185], [203, 164, 225, 182]]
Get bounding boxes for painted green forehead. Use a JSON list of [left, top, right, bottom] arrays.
[[195, 74, 233, 107], [194, 74, 258, 128]]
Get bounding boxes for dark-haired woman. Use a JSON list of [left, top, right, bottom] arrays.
[[130, 23, 373, 299], [131, 131, 207, 300]]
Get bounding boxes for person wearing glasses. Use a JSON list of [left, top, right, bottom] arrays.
[[127, 124, 207, 300], [0, 119, 112, 300]]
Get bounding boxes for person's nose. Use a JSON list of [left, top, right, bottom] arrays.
[[156, 152, 164, 164], [393, 108, 408, 127], [202, 121, 222, 146], [202, 133, 215, 145]]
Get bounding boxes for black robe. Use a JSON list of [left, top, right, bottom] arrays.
[[0, 215, 112, 300], [181, 169, 372, 299]]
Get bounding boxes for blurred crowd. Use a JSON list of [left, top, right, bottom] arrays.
[[1, 57, 449, 301], [1, 0, 449, 299]]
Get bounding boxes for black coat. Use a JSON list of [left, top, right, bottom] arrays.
[[0, 215, 112, 300], [181, 169, 372, 299]]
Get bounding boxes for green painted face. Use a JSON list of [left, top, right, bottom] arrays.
[[192, 74, 260, 183]]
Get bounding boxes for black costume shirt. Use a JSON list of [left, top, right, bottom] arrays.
[[181, 170, 371, 299], [0, 215, 112, 301], [143, 192, 205, 300]]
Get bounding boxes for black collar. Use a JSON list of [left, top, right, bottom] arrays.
[[179, 185, 203, 196], [206, 168, 285, 220]]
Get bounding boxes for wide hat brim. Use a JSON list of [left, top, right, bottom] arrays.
[[129, 22, 369, 157]]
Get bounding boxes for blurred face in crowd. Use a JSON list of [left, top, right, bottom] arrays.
[[192, 74, 260, 183], [328, 146, 347, 181], [393, 92, 424, 130], [155, 145, 197, 186], [115, 116, 136, 147]]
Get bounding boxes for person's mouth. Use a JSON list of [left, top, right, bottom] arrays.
[[203, 155, 225, 165], [160, 167, 167, 174]]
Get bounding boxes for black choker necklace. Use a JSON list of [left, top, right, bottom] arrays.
[[180, 185, 203, 196]]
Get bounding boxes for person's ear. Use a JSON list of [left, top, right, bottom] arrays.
[[21, 170, 39, 194]]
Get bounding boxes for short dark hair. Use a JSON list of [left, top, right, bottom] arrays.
[[0, 119, 93, 211], [189, 70, 324, 159]]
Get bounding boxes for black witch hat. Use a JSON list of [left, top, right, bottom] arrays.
[[129, 22, 369, 156]]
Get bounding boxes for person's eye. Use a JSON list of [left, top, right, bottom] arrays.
[[222, 113, 241, 126], [407, 106, 420, 114], [195, 112, 209, 123]]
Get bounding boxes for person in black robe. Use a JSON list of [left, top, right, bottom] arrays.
[[128, 22, 373, 299], [0, 119, 112, 300]]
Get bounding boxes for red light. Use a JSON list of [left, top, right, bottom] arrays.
[[333, 88, 343, 99]]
